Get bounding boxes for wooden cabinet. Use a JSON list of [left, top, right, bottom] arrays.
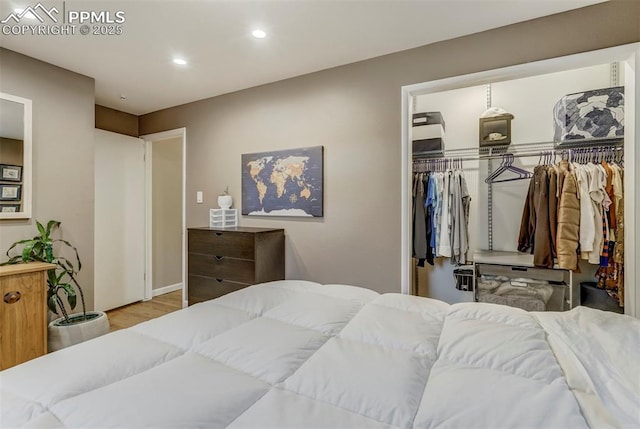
[[187, 227, 285, 305], [0, 262, 55, 370]]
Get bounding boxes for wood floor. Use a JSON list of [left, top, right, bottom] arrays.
[[106, 290, 183, 332]]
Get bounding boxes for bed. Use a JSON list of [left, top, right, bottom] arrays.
[[1, 280, 638, 428]]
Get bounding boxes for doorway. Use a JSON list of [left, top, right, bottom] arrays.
[[400, 43, 639, 317], [140, 128, 187, 308]]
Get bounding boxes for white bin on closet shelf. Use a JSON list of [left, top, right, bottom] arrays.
[[210, 209, 238, 228]]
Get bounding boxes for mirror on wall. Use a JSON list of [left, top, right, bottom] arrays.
[[0, 93, 32, 219]]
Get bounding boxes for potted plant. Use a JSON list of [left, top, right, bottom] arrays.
[[218, 186, 233, 209], [2, 220, 109, 351]]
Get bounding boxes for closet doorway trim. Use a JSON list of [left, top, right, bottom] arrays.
[[400, 43, 639, 319]]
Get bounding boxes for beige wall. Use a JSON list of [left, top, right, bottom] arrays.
[[152, 137, 183, 290], [136, 1, 638, 293], [95, 105, 139, 137], [0, 48, 96, 310]]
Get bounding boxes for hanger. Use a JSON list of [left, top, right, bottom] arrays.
[[484, 153, 509, 183], [485, 153, 533, 183]]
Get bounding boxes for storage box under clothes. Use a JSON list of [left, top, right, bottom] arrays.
[[473, 250, 574, 311], [412, 112, 445, 154], [477, 275, 565, 312], [553, 86, 624, 145]]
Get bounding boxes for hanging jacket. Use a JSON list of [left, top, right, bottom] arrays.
[[556, 162, 580, 270], [547, 166, 558, 259], [517, 173, 536, 254], [574, 163, 595, 258], [517, 166, 553, 268], [412, 173, 428, 263]]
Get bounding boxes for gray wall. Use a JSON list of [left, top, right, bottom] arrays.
[[152, 137, 183, 290], [138, 0, 639, 293], [0, 48, 96, 309]]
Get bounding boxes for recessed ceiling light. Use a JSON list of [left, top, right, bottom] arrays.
[[251, 29, 266, 39], [173, 58, 187, 65], [14, 8, 37, 19]]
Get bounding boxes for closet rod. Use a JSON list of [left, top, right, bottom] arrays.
[[412, 142, 623, 162]]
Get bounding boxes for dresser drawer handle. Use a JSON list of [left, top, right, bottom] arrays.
[[215, 256, 224, 261], [215, 278, 223, 283], [3, 291, 21, 304], [215, 232, 223, 237]]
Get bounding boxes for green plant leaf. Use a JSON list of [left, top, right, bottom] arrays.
[[36, 221, 46, 238], [32, 241, 43, 258], [4, 219, 83, 319], [47, 269, 58, 285], [56, 258, 79, 276], [5, 238, 34, 259], [45, 220, 60, 238], [0, 255, 24, 266], [47, 293, 59, 315], [53, 239, 82, 270], [60, 283, 77, 309], [21, 242, 34, 262]]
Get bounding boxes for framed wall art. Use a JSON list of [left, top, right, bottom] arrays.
[[241, 146, 323, 217], [0, 204, 20, 213], [0, 164, 22, 182], [0, 184, 21, 201]]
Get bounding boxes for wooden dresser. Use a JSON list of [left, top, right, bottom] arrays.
[[187, 227, 285, 305], [0, 262, 56, 370]]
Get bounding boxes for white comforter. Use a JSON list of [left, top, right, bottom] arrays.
[[1, 280, 638, 428]]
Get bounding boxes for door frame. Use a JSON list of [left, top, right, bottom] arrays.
[[400, 43, 639, 317], [139, 127, 187, 308]]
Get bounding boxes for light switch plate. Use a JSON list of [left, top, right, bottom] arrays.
[[196, 191, 203, 203]]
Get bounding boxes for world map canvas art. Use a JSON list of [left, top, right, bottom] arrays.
[[242, 146, 323, 217]]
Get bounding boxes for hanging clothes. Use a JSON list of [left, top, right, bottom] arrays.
[[556, 162, 580, 270], [437, 170, 452, 258], [433, 172, 444, 257], [516, 147, 625, 308], [595, 160, 624, 307], [412, 173, 428, 265], [547, 166, 558, 259], [424, 174, 435, 266], [517, 165, 554, 268], [412, 160, 471, 268], [574, 163, 595, 259], [451, 171, 471, 265]]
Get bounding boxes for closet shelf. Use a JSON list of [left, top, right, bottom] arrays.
[[473, 250, 563, 270]]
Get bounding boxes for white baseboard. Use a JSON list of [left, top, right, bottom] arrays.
[[152, 282, 183, 297]]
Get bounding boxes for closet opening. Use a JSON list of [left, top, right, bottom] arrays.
[[400, 43, 639, 318]]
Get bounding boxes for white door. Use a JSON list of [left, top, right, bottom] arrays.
[[94, 129, 145, 311]]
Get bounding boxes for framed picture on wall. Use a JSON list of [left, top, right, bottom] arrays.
[[241, 146, 324, 217], [0, 204, 20, 213], [0, 184, 21, 201], [0, 164, 23, 182]]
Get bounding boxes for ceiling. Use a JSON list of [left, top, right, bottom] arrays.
[[0, 0, 605, 115]]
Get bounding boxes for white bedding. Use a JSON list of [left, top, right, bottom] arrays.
[[1, 280, 638, 428]]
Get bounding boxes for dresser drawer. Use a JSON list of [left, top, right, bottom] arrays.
[[188, 253, 255, 284], [188, 229, 254, 260], [188, 275, 249, 304]]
